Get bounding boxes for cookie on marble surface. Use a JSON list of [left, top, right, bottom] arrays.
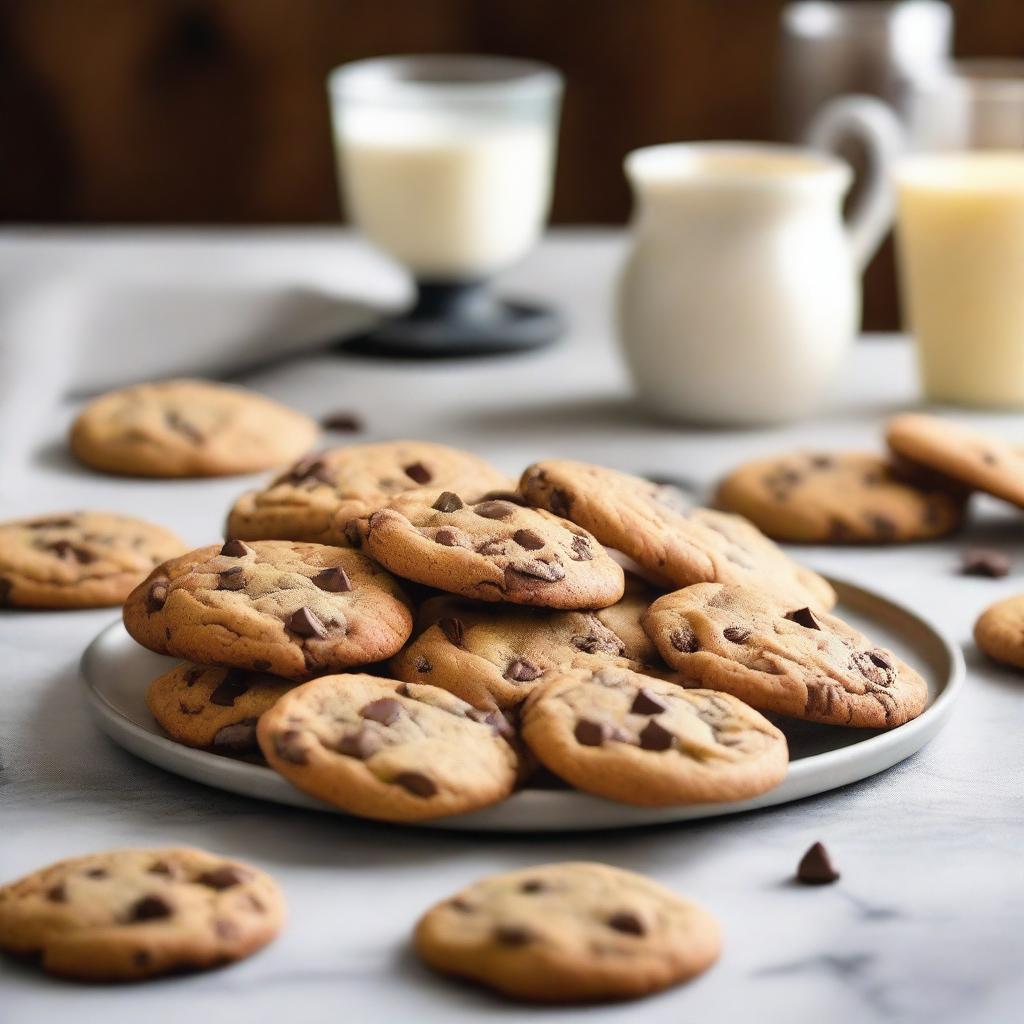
[[390, 595, 642, 710], [358, 490, 625, 609], [227, 441, 511, 544], [146, 664, 295, 752], [123, 540, 412, 680], [642, 583, 928, 728], [0, 847, 283, 981], [70, 378, 319, 478], [521, 460, 835, 609], [887, 413, 1024, 509], [715, 451, 965, 543], [0, 511, 185, 610], [974, 595, 1024, 670], [257, 674, 518, 821], [413, 861, 721, 1002], [521, 665, 787, 805]]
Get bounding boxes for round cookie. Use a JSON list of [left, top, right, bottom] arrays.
[[257, 674, 519, 821], [974, 595, 1024, 670], [391, 596, 643, 710], [358, 490, 624, 609], [520, 460, 836, 609], [0, 847, 283, 981], [642, 583, 928, 728], [123, 540, 412, 680], [0, 511, 185, 610], [227, 440, 511, 544], [413, 861, 721, 1002], [521, 666, 788, 805], [146, 664, 295, 752], [887, 413, 1024, 509], [716, 451, 965, 543], [70, 378, 319, 478]]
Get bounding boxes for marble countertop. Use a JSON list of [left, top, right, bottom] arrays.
[[2, 230, 1023, 1023]]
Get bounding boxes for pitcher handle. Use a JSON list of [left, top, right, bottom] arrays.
[[805, 95, 905, 273]]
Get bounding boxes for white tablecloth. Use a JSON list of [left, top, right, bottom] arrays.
[[2, 229, 1022, 1024]]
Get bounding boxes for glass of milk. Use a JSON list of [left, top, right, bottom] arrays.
[[328, 55, 563, 357]]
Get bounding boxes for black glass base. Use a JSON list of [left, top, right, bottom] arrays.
[[335, 281, 562, 359]]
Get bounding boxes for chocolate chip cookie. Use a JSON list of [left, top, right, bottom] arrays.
[[123, 540, 412, 680], [521, 460, 835, 608], [643, 583, 928, 727], [146, 664, 296, 753], [70, 378, 319, 478], [0, 511, 186, 609], [413, 861, 721, 1002], [521, 666, 787, 805], [716, 451, 965, 543], [887, 413, 1024, 509], [227, 441, 511, 544], [357, 491, 624, 609], [391, 596, 642, 710], [0, 847, 283, 981], [257, 674, 518, 821], [593, 574, 667, 667], [974, 595, 1024, 670]]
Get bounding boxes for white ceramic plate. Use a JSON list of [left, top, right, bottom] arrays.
[[80, 578, 963, 832]]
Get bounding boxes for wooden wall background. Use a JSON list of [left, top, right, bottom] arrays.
[[1, 0, 1022, 327]]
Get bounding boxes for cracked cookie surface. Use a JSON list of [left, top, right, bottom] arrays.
[[974, 595, 1024, 670], [520, 460, 835, 609], [257, 674, 519, 821], [0, 847, 283, 981], [716, 451, 965, 543], [227, 440, 511, 544], [521, 666, 787, 805], [358, 490, 624, 609], [70, 378, 319, 478], [413, 861, 721, 1003], [123, 540, 412, 680], [0, 511, 186, 609], [146, 664, 296, 752], [642, 583, 928, 728]]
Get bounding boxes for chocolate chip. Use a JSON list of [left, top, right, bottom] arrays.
[[0, 578, 10, 606], [414, 656, 432, 673], [432, 491, 464, 513], [630, 688, 668, 715], [574, 719, 608, 746], [312, 566, 353, 592], [961, 548, 1011, 578], [434, 528, 461, 547], [335, 728, 383, 760], [467, 708, 515, 740], [505, 658, 542, 682], [85, 867, 108, 879], [639, 719, 674, 751], [129, 895, 173, 922], [796, 841, 840, 884], [494, 924, 533, 947], [868, 513, 897, 539], [215, 918, 240, 940], [981, 451, 998, 466], [46, 883, 66, 903], [274, 729, 309, 764], [851, 649, 896, 687], [828, 518, 855, 542], [548, 488, 572, 518], [287, 606, 328, 639], [217, 566, 246, 591], [360, 697, 402, 725], [512, 528, 545, 550], [519, 879, 546, 894], [572, 634, 624, 656], [209, 671, 251, 707], [183, 667, 204, 685], [44, 539, 94, 563], [450, 897, 473, 913], [146, 580, 168, 613], [569, 535, 592, 561], [212, 720, 258, 750], [404, 462, 432, 484], [394, 771, 437, 797], [476, 539, 506, 556], [198, 865, 251, 891], [253, 659, 271, 671], [670, 627, 699, 653], [165, 409, 204, 444], [343, 520, 363, 547], [607, 911, 646, 935], [148, 861, 173, 876], [474, 500, 516, 520], [478, 489, 527, 506], [723, 626, 750, 643], [439, 617, 465, 647], [133, 950, 152, 967], [283, 455, 333, 486], [508, 560, 565, 583], [785, 607, 820, 630], [809, 454, 834, 469], [220, 539, 251, 557], [320, 411, 362, 432]]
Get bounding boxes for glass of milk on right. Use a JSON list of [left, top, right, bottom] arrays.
[[328, 55, 563, 358]]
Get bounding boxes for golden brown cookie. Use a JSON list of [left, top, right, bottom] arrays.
[[70, 378, 319, 478], [594, 574, 667, 666], [227, 441, 511, 543], [642, 583, 928, 728], [0, 511, 185, 609], [413, 862, 721, 1002], [974, 595, 1024, 670], [123, 540, 412, 680], [0, 847, 283, 981]]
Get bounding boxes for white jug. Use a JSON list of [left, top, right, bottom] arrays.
[[617, 97, 902, 425]]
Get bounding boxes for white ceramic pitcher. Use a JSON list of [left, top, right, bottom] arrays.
[[617, 97, 902, 425]]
